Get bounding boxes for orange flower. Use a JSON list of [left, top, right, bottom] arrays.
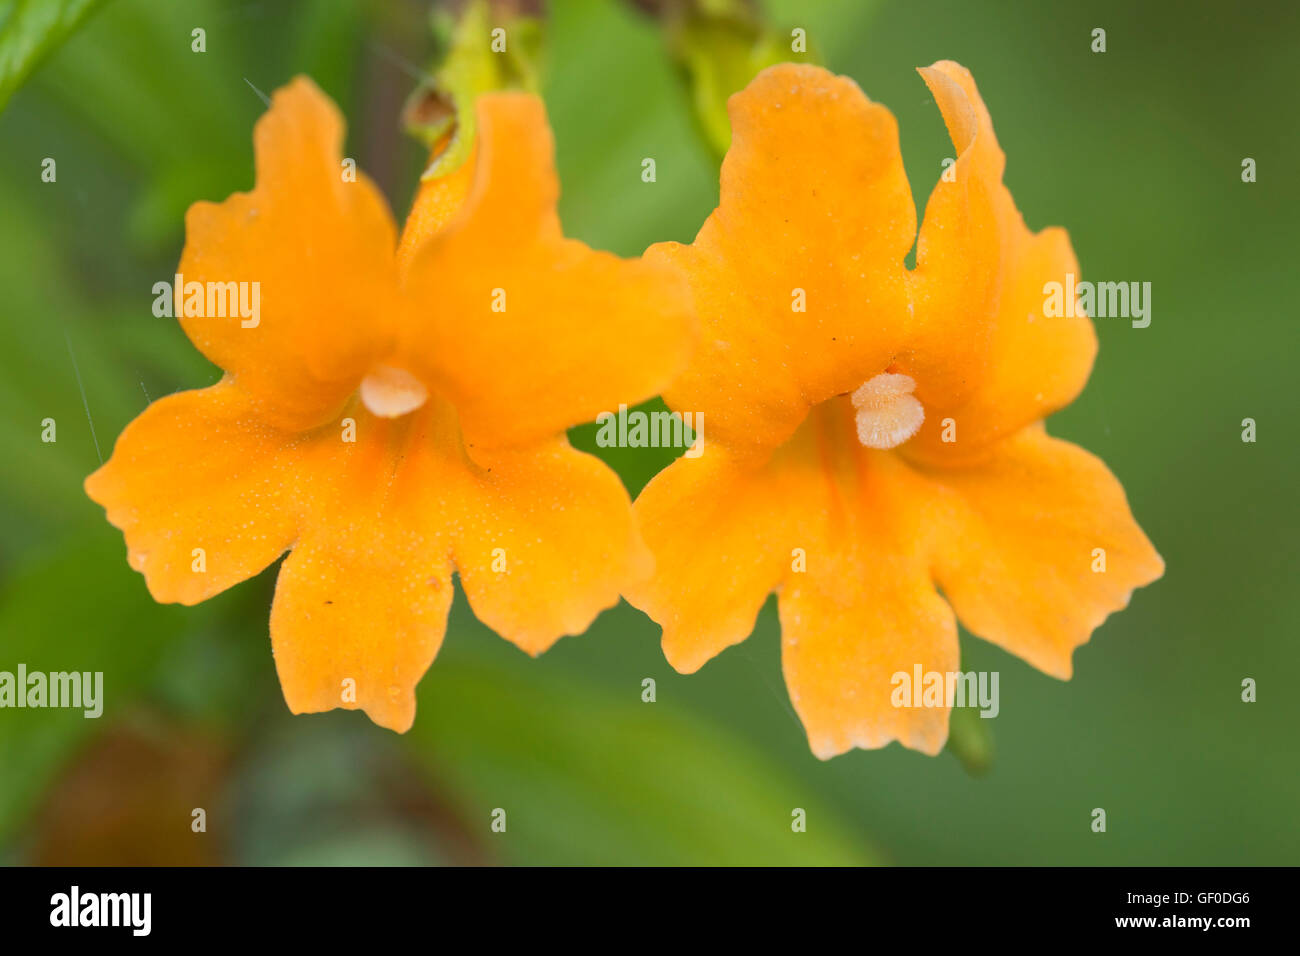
[[85, 77, 692, 732], [625, 62, 1164, 758]]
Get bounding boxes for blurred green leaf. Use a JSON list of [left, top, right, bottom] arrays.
[[0, 180, 147, 553], [0, 527, 196, 844], [544, 0, 718, 253], [409, 651, 878, 865], [0, 0, 106, 111], [227, 720, 453, 866]]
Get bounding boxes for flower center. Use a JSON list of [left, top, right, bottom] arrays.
[[850, 371, 924, 449], [359, 365, 428, 418]]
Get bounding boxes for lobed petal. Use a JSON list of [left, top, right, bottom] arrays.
[[267, 402, 460, 732], [624, 429, 830, 674], [452, 438, 651, 655], [84, 382, 300, 605], [394, 144, 478, 277], [271, 532, 453, 731], [270, 522, 454, 733], [178, 76, 403, 431], [780, 532, 959, 760], [903, 61, 1098, 463], [771, 413, 959, 758], [919, 426, 1165, 678], [400, 93, 695, 451], [650, 63, 917, 455]]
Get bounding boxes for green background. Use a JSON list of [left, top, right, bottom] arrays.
[[0, 0, 1295, 865]]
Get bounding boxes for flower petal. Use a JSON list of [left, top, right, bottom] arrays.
[[270, 525, 453, 734], [83, 382, 299, 604], [394, 145, 478, 277], [178, 76, 402, 431], [780, 531, 959, 760], [774, 414, 959, 758], [647, 63, 916, 455], [921, 426, 1164, 678], [624, 432, 828, 674], [903, 61, 1097, 463], [400, 93, 694, 450], [452, 438, 651, 655], [268, 404, 459, 732]]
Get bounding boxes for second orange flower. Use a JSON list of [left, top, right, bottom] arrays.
[[627, 61, 1164, 758]]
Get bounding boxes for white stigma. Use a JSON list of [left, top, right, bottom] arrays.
[[850, 372, 924, 449], [360, 365, 428, 418]]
